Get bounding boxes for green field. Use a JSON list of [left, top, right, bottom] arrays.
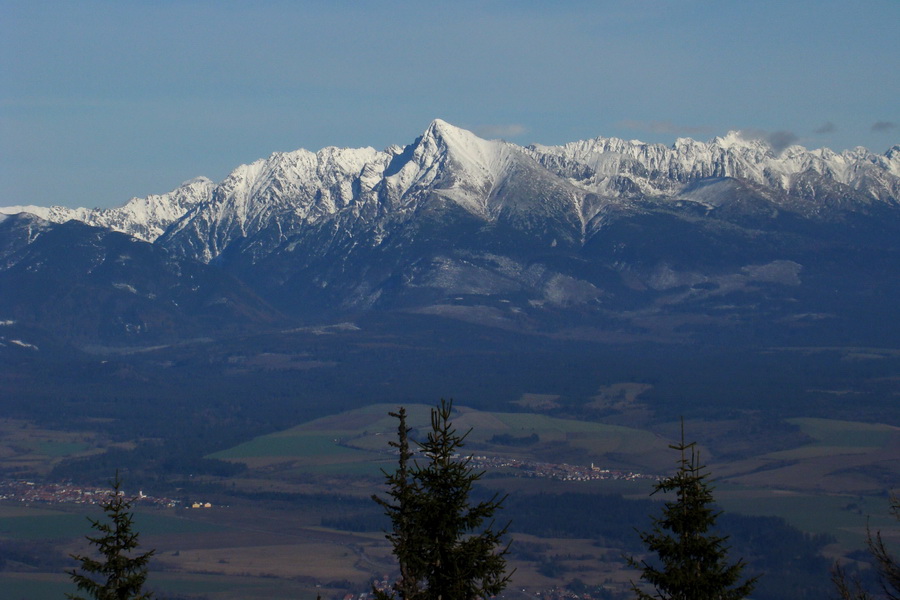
[[713, 416, 900, 494], [0, 511, 97, 539], [207, 406, 900, 506], [209, 403, 674, 473], [789, 417, 897, 448], [0, 419, 99, 476], [205, 405, 900, 555], [34, 440, 90, 457], [0, 509, 222, 540], [715, 488, 895, 546], [212, 432, 367, 460], [4, 405, 898, 600], [0, 569, 323, 600], [0, 574, 73, 600]]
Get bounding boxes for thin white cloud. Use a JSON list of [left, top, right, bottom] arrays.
[[473, 124, 528, 139]]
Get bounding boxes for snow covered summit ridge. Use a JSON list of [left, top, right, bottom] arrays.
[[2, 120, 898, 247], [527, 130, 900, 202], [0, 177, 214, 242]]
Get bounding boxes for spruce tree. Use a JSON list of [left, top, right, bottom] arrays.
[[373, 399, 512, 600], [372, 407, 424, 600], [67, 472, 155, 600], [832, 494, 900, 600], [627, 423, 758, 600]]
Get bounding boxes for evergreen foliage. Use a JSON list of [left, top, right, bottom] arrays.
[[832, 494, 900, 600], [67, 472, 155, 600], [372, 407, 422, 600], [627, 423, 758, 600], [373, 399, 512, 600]]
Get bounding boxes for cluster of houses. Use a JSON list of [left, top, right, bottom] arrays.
[[467, 455, 657, 483], [346, 579, 618, 600], [0, 479, 180, 507]]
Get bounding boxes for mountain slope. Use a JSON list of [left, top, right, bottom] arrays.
[[2, 121, 899, 345], [5, 120, 897, 256], [0, 213, 287, 347]]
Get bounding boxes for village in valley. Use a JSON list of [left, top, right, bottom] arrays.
[[0, 456, 666, 600], [0, 452, 655, 508], [466, 455, 658, 483], [0, 479, 183, 508]]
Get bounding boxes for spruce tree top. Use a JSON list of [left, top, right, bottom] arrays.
[[627, 423, 758, 600], [67, 471, 155, 600], [373, 399, 512, 600]]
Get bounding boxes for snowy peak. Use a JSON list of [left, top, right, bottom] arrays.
[[107, 176, 215, 240], [383, 119, 523, 217], [710, 130, 771, 152], [160, 119, 588, 264], [0, 177, 214, 242], [425, 119, 517, 180]]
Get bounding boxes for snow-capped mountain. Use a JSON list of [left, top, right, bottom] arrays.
[[3, 120, 900, 346], [149, 121, 895, 269], [4, 120, 898, 259], [158, 119, 591, 263]]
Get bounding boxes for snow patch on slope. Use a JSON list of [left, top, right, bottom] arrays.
[[8, 339, 39, 351]]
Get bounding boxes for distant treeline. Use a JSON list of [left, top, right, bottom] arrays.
[[50, 438, 248, 490]]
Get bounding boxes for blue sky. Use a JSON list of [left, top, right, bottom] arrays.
[[2, 1, 898, 209]]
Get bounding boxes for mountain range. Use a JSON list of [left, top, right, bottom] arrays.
[[3, 119, 900, 350]]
